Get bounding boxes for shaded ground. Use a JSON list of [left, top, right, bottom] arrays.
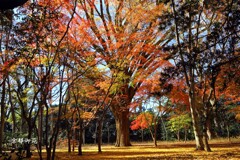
[[30, 139, 240, 160]]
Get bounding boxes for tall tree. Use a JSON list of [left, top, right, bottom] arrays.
[[159, 0, 239, 151], [76, 0, 169, 147]]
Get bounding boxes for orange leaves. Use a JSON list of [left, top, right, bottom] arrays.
[[215, 64, 240, 105], [81, 111, 94, 119], [130, 112, 153, 130], [169, 79, 189, 106]]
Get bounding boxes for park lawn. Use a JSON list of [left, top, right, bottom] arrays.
[[30, 139, 240, 160]]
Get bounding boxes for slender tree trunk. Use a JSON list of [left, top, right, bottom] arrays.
[[78, 120, 83, 156], [7, 77, 16, 135], [213, 104, 220, 137], [153, 118, 158, 147], [72, 119, 76, 152], [38, 104, 43, 157], [206, 118, 212, 140], [160, 116, 168, 140], [26, 125, 33, 157], [46, 146, 51, 160], [0, 79, 6, 154], [177, 130, 180, 141], [107, 127, 110, 144], [94, 123, 97, 144], [68, 130, 71, 153], [82, 129, 85, 145], [97, 119, 103, 153], [227, 124, 230, 142], [115, 110, 131, 147], [184, 127, 187, 143]]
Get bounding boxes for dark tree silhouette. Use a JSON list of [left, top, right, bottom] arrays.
[[0, 0, 28, 10]]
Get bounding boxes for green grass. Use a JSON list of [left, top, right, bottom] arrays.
[[30, 138, 240, 160]]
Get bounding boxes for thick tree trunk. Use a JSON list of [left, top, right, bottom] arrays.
[[203, 129, 211, 152], [189, 95, 204, 150], [115, 110, 131, 147]]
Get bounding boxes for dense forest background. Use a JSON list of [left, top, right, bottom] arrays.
[[0, 0, 239, 160]]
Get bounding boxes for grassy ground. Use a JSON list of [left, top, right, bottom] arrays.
[[30, 138, 240, 160]]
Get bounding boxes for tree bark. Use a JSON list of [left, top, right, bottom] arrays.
[[115, 110, 131, 147], [153, 117, 158, 147], [184, 127, 187, 143], [97, 119, 103, 153], [206, 117, 212, 140], [78, 120, 83, 156], [189, 94, 204, 150], [177, 130, 180, 141], [67, 129, 71, 153], [0, 78, 6, 154]]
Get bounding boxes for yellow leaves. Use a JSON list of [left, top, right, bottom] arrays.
[[81, 111, 94, 119], [236, 114, 240, 122]]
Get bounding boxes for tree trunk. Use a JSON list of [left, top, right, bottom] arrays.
[[189, 95, 204, 150], [67, 129, 71, 153], [38, 105, 43, 157], [203, 111, 211, 152], [203, 113, 211, 152], [115, 110, 131, 147], [26, 125, 33, 157], [46, 146, 51, 160], [82, 129, 85, 145], [0, 79, 6, 154], [206, 117, 212, 140], [107, 127, 110, 144], [78, 120, 83, 156], [177, 130, 180, 141], [213, 104, 220, 137], [203, 129, 211, 152], [153, 118, 158, 147], [227, 124, 230, 142], [184, 127, 187, 143], [97, 119, 103, 153], [7, 77, 16, 135], [160, 116, 168, 140]]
